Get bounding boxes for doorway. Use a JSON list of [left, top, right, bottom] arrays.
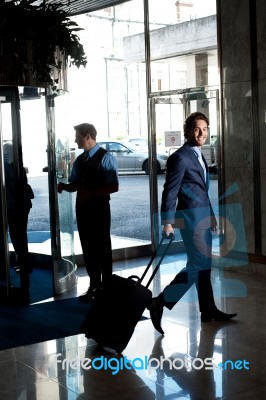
[[149, 86, 220, 245], [0, 86, 76, 303], [146, 86, 220, 297]]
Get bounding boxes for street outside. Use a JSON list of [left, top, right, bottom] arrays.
[[27, 174, 219, 242]]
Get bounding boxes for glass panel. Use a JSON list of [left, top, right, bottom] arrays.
[[152, 88, 220, 295], [54, 94, 76, 289], [20, 88, 76, 294], [19, 89, 51, 259], [67, 0, 152, 254], [183, 88, 220, 243], [183, 88, 219, 173], [0, 87, 76, 300], [0, 88, 36, 301], [154, 96, 184, 243], [149, 0, 218, 93], [1, 99, 30, 293], [154, 89, 219, 224]]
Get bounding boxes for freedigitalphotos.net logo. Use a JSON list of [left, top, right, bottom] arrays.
[[56, 354, 215, 375], [218, 359, 250, 370]]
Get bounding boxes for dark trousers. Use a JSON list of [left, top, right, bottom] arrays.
[[159, 227, 216, 314], [8, 210, 30, 292], [0, 209, 30, 292], [76, 198, 113, 288]]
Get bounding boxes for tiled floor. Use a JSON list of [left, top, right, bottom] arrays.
[[1, 253, 266, 399]]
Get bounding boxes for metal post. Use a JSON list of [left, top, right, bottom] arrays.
[[0, 97, 10, 296], [124, 65, 130, 136], [143, 0, 159, 247], [105, 58, 110, 137]]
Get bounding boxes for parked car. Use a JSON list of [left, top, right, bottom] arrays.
[[97, 140, 168, 174], [126, 137, 149, 152], [125, 136, 169, 155]]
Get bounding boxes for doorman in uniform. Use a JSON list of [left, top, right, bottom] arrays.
[[57, 123, 119, 302]]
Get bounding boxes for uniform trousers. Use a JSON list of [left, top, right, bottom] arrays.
[[76, 197, 112, 289]]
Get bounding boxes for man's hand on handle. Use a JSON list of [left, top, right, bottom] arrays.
[[162, 224, 175, 239]]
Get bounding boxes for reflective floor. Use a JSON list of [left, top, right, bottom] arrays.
[[1, 253, 266, 400]]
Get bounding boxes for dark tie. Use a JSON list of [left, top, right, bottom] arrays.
[[83, 150, 89, 163]]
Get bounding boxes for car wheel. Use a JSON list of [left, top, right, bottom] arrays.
[[143, 160, 161, 174], [143, 160, 149, 174], [156, 161, 162, 174]]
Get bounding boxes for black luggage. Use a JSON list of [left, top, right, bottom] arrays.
[[80, 234, 174, 353]]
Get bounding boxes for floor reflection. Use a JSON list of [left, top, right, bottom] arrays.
[[76, 341, 155, 400], [149, 324, 225, 399], [0, 261, 265, 399]]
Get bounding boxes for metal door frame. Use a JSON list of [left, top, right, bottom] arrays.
[[0, 95, 10, 296]]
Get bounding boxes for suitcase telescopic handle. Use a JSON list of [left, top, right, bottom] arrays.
[[139, 233, 174, 288]]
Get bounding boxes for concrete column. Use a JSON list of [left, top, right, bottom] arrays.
[[217, 0, 266, 257]]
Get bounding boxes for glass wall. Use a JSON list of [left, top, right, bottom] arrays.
[[61, 0, 219, 257], [147, 0, 219, 241], [68, 0, 152, 255], [146, 0, 221, 326], [0, 0, 220, 295]]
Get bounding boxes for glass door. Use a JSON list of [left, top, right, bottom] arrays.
[[20, 87, 76, 296], [0, 86, 76, 302], [0, 87, 31, 301], [47, 91, 77, 295], [182, 87, 220, 221], [149, 87, 220, 294], [150, 93, 184, 247], [150, 87, 220, 243]]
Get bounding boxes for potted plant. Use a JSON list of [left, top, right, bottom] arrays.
[[0, 0, 87, 90]]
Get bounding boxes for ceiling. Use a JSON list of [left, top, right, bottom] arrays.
[[47, 0, 131, 16]]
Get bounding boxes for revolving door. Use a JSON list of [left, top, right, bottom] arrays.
[[0, 86, 76, 303]]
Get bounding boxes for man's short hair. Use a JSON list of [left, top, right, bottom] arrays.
[[74, 123, 97, 140], [184, 112, 209, 139]]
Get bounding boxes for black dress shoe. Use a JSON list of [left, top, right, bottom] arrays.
[[201, 310, 237, 322], [78, 287, 100, 303], [148, 298, 164, 335]]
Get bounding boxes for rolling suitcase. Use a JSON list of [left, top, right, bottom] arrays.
[[80, 234, 174, 353]]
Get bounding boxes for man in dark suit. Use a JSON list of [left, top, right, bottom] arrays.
[[149, 112, 237, 334]]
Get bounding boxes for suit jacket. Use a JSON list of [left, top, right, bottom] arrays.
[[161, 142, 215, 230]]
